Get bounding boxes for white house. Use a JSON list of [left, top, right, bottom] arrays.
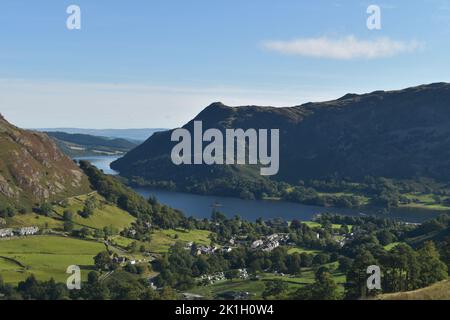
[[17, 226, 39, 236], [0, 228, 14, 238]]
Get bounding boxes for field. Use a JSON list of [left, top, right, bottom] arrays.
[[0, 236, 105, 284], [189, 262, 346, 299], [401, 193, 450, 211], [53, 192, 136, 231], [6, 213, 63, 229], [287, 247, 321, 255], [303, 221, 353, 232], [378, 280, 450, 300], [5, 193, 136, 232], [147, 229, 213, 254], [109, 229, 214, 255]]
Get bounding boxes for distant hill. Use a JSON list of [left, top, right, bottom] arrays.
[[377, 280, 450, 300], [0, 114, 91, 210], [111, 83, 450, 192], [37, 128, 167, 143], [45, 131, 138, 157]]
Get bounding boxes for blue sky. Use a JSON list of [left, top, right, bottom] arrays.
[[1, 0, 450, 128]]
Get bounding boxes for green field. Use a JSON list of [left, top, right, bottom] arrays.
[[53, 192, 136, 231], [287, 247, 321, 255], [189, 264, 346, 299], [303, 221, 353, 232], [147, 229, 213, 254], [384, 242, 403, 251], [110, 229, 215, 255], [0, 236, 105, 284], [6, 213, 63, 229], [5, 192, 135, 232], [401, 193, 450, 211]]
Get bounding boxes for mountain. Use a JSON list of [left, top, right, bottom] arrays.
[[0, 115, 91, 210], [111, 83, 450, 194], [45, 131, 138, 157], [37, 128, 167, 143]]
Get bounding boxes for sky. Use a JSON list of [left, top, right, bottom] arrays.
[[1, 0, 450, 129]]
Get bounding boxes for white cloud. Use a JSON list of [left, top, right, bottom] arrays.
[[263, 36, 422, 60]]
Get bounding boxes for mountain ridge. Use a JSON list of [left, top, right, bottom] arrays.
[[111, 82, 450, 194]]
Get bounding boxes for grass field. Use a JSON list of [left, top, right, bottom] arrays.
[[0, 235, 105, 284], [5, 193, 135, 232], [147, 229, 213, 254], [6, 213, 63, 229], [303, 221, 353, 232], [287, 247, 321, 255], [110, 229, 215, 255]]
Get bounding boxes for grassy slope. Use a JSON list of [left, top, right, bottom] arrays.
[[5, 193, 135, 232], [52, 193, 136, 231], [378, 280, 450, 300], [0, 235, 105, 284]]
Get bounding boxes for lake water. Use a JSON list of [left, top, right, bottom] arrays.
[[79, 156, 442, 223], [74, 156, 120, 175]]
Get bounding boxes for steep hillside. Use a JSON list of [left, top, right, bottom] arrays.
[[0, 114, 91, 210], [111, 83, 450, 192]]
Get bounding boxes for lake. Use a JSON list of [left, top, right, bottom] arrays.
[[80, 156, 441, 223], [74, 156, 120, 175]]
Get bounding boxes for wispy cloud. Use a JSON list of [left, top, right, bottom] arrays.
[[263, 36, 422, 60]]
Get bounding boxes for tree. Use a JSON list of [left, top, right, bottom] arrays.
[[345, 250, 378, 299], [338, 256, 353, 273], [416, 241, 448, 287], [78, 227, 91, 238], [63, 210, 73, 222], [63, 220, 74, 233], [80, 195, 98, 218], [225, 269, 240, 282], [302, 272, 341, 300], [286, 253, 302, 275], [94, 251, 112, 271], [39, 203, 53, 216], [440, 236, 450, 275], [262, 280, 288, 300], [376, 230, 396, 246]]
